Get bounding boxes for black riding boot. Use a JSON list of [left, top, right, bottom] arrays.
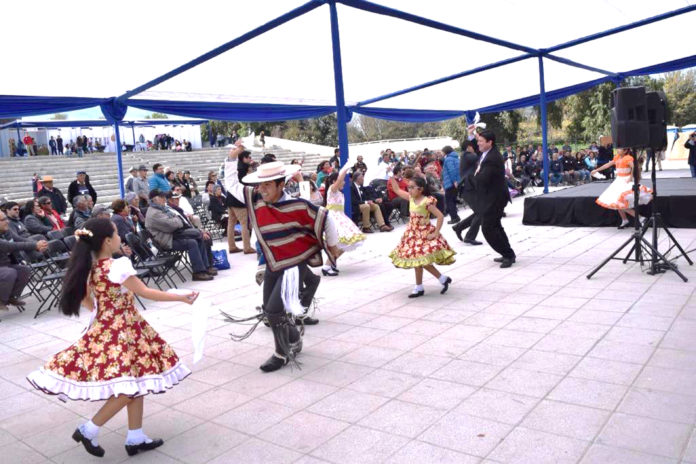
[[260, 311, 301, 372]]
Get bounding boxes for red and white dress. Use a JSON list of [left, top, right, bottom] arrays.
[[326, 188, 365, 251], [596, 154, 652, 210], [389, 196, 455, 268], [27, 257, 190, 401]]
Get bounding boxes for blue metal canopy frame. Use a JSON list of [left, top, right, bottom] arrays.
[[1, 0, 695, 200]]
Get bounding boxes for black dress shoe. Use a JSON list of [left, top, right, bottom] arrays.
[[322, 268, 338, 277], [440, 277, 452, 294], [452, 224, 464, 242], [500, 258, 514, 269], [463, 239, 482, 246], [296, 316, 319, 325], [493, 256, 516, 263], [408, 290, 424, 298], [72, 428, 105, 458], [260, 354, 288, 372], [125, 439, 164, 456], [447, 218, 461, 225]]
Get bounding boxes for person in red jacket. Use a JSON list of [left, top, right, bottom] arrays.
[[23, 133, 34, 156]]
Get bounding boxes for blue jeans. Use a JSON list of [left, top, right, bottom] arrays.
[[550, 172, 563, 185], [691, 165, 696, 178], [171, 237, 209, 273]]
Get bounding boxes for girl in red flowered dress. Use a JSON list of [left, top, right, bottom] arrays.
[[389, 176, 455, 298], [27, 218, 198, 458]]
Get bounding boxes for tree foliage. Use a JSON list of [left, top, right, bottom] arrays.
[[146, 112, 169, 119], [51, 113, 68, 120], [663, 70, 696, 127]]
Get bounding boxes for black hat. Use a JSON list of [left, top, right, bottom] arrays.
[[138, 164, 148, 171]]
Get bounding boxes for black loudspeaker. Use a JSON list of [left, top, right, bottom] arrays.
[[611, 86, 649, 148], [646, 91, 667, 150]]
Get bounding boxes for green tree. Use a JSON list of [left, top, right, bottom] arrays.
[[51, 113, 68, 120], [145, 112, 169, 119], [662, 70, 696, 126]]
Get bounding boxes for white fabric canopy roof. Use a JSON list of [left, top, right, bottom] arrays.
[[2, 0, 694, 114]]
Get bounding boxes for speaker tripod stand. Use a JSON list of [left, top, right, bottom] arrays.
[[587, 151, 690, 282]]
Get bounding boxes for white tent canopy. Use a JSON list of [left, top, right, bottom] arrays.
[[2, 0, 694, 112]]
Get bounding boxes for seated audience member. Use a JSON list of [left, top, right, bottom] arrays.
[[561, 151, 579, 185], [201, 181, 215, 209], [374, 152, 393, 180], [172, 186, 202, 228], [550, 153, 564, 186], [350, 171, 392, 233], [125, 192, 146, 227], [90, 204, 112, 221], [68, 195, 92, 228], [316, 161, 332, 188], [166, 191, 215, 270], [352, 155, 368, 174], [0, 210, 48, 310], [22, 200, 54, 235], [180, 170, 197, 197], [423, 162, 446, 213], [574, 152, 590, 183], [148, 163, 171, 193], [67, 170, 97, 205], [144, 189, 215, 281], [584, 151, 598, 173], [37, 196, 64, 230], [111, 199, 136, 243], [513, 155, 531, 191], [3, 201, 42, 241], [361, 177, 395, 229], [36, 176, 68, 215], [208, 185, 228, 234], [387, 164, 410, 218], [525, 155, 543, 187]]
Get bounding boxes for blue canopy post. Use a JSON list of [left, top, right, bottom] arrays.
[[328, 0, 352, 219], [538, 55, 550, 194], [114, 123, 125, 198]]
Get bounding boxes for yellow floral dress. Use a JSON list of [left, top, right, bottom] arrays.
[[27, 257, 190, 401], [389, 196, 456, 268]]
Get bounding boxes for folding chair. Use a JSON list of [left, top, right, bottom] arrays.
[[46, 230, 64, 241], [125, 232, 179, 289]]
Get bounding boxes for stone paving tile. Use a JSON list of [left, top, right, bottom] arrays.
[[580, 444, 678, 464], [521, 400, 610, 441], [453, 388, 539, 424], [259, 410, 350, 454], [358, 399, 444, 438], [487, 427, 589, 463], [548, 377, 629, 410], [207, 437, 303, 464], [419, 411, 513, 457], [596, 412, 692, 459], [384, 440, 482, 463], [397, 378, 476, 411], [311, 425, 409, 464]]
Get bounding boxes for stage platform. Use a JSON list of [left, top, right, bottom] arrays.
[[523, 177, 696, 228]]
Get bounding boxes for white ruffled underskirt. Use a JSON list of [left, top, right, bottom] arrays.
[[26, 362, 191, 402]]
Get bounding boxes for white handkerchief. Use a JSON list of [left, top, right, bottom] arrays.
[[168, 289, 209, 364]]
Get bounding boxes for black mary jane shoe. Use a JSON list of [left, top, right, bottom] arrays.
[[72, 428, 105, 458], [260, 354, 288, 372], [408, 290, 425, 298], [331, 265, 340, 274], [440, 277, 452, 294], [321, 268, 338, 277], [125, 439, 164, 456]]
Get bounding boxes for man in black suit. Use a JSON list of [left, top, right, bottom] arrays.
[[474, 129, 516, 268], [452, 140, 483, 245], [350, 171, 392, 233]]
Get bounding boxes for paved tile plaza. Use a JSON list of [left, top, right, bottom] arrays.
[[1, 188, 695, 463]]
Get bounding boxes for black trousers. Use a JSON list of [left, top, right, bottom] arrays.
[[298, 264, 320, 308], [445, 187, 460, 221], [454, 190, 480, 241], [481, 210, 515, 260]]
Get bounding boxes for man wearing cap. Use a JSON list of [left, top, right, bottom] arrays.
[[36, 176, 67, 215], [166, 190, 215, 270], [68, 171, 97, 207], [124, 166, 138, 193], [133, 165, 150, 209], [225, 144, 341, 372], [145, 189, 215, 281]]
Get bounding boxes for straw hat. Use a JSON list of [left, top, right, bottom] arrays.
[[241, 161, 301, 184], [41, 175, 54, 182]]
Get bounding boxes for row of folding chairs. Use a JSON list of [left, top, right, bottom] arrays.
[[20, 227, 195, 318]]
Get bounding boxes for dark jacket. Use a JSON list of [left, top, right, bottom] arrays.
[[208, 195, 228, 222], [36, 187, 67, 215], [8, 216, 32, 239], [350, 182, 367, 218], [473, 146, 510, 217], [459, 151, 479, 192], [685, 138, 696, 166], [68, 180, 97, 205], [23, 214, 53, 235], [0, 233, 37, 266], [111, 214, 135, 242]]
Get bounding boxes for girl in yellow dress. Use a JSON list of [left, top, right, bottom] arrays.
[[389, 176, 455, 298]]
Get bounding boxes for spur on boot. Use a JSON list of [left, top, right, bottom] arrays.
[[260, 353, 288, 372]]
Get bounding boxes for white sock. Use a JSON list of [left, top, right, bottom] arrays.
[[620, 219, 629, 225], [438, 274, 449, 284], [80, 420, 100, 446], [322, 264, 332, 271], [412, 284, 424, 293], [125, 428, 153, 446]]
